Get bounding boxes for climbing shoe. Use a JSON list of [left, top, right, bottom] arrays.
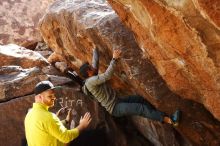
[[170, 109, 181, 127]]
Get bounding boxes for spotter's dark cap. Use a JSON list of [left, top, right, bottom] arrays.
[[34, 81, 60, 95]]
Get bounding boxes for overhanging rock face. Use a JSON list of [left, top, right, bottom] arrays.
[[107, 0, 220, 121], [39, 0, 220, 145]]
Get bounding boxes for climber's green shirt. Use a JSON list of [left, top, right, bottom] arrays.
[[25, 103, 79, 146]]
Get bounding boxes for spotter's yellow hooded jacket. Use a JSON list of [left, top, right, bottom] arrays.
[[25, 103, 79, 146]]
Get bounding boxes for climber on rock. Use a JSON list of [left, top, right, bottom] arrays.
[[79, 47, 181, 126]]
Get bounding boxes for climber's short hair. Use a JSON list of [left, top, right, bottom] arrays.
[[79, 62, 90, 79]]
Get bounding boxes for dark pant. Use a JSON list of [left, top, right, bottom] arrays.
[[112, 95, 165, 122], [69, 129, 107, 146], [21, 138, 28, 146]]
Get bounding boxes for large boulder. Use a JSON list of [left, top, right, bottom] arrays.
[[39, 0, 220, 145], [107, 0, 220, 121], [0, 44, 49, 68], [0, 0, 54, 46]]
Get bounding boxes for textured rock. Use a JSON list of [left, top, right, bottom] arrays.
[[0, 0, 54, 46], [42, 65, 65, 76], [54, 62, 68, 73], [193, 0, 220, 30], [39, 0, 220, 145], [156, 0, 220, 70], [132, 117, 192, 146], [0, 94, 34, 146], [107, 0, 220, 121], [48, 74, 73, 86], [0, 66, 48, 101], [35, 41, 53, 58], [0, 44, 49, 68]]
